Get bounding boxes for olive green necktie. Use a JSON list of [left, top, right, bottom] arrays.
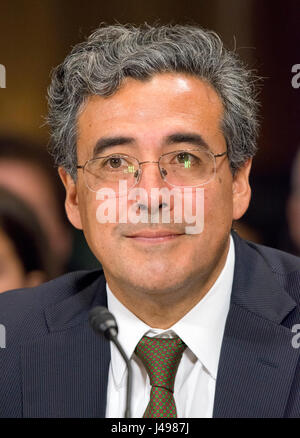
[[135, 335, 186, 418]]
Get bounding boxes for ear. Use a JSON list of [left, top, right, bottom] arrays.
[[232, 158, 252, 220], [58, 167, 83, 230]]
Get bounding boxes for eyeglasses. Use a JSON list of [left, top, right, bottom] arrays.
[[76, 148, 227, 192]]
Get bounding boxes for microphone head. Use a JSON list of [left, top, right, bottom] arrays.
[[89, 306, 118, 340]]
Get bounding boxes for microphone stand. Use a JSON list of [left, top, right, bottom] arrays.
[[110, 334, 133, 419], [89, 306, 133, 418]]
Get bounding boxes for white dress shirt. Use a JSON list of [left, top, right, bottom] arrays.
[[105, 235, 235, 418]]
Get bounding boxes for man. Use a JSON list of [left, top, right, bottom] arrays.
[[0, 24, 299, 418]]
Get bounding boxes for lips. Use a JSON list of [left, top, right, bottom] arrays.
[[125, 229, 185, 242]]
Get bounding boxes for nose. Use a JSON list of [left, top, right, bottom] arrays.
[[133, 161, 170, 214], [135, 161, 167, 189]]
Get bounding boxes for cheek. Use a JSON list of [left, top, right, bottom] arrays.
[[78, 193, 119, 256], [77, 187, 99, 227], [203, 183, 233, 228]]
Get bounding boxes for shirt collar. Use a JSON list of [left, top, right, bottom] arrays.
[[106, 234, 235, 386]]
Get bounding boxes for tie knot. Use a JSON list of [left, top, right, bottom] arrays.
[[135, 335, 186, 392]]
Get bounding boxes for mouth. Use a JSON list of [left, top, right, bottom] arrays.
[[125, 230, 185, 244]]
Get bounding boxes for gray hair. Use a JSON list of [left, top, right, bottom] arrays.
[[47, 23, 261, 179]]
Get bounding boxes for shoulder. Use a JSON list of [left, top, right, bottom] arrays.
[[0, 269, 104, 333], [233, 231, 300, 302], [242, 237, 300, 275]]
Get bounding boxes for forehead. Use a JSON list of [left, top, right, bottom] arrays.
[[77, 73, 225, 156]]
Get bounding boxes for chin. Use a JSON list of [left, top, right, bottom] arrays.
[[123, 266, 188, 294]]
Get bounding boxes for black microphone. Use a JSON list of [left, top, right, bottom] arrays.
[[89, 306, 132, 418]]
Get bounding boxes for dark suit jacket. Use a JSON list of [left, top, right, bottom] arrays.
[[0, 231, 299, 418]]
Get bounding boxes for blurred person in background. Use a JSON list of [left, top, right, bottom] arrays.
[[287, 148, 300, 255], [0, 137, 99, 277], [0, 186, 50, 293]]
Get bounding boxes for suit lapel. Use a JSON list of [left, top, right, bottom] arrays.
[[21, 272, 111, 418], [213, 233, 300, 418]]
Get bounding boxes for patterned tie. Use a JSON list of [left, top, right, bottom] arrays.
[[135, 335, 186, 418]]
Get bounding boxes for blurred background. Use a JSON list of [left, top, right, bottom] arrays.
[[0, 0, 299, 290]]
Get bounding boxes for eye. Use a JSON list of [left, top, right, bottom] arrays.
[[102, 156, 127, 169], [109, 157, 122, 168], [177, 152, 191, 163], [174, 152, 200, 166]]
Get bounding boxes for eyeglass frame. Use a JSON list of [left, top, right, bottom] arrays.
[[76, 148, 228, 192]]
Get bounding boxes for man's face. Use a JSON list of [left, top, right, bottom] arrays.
[[60, 73, 251, 298]]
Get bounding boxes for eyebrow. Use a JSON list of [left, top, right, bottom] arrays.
[[92, 132, 210, 157], [165, 133, 210, 150], [93, 136, 135, 157]]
